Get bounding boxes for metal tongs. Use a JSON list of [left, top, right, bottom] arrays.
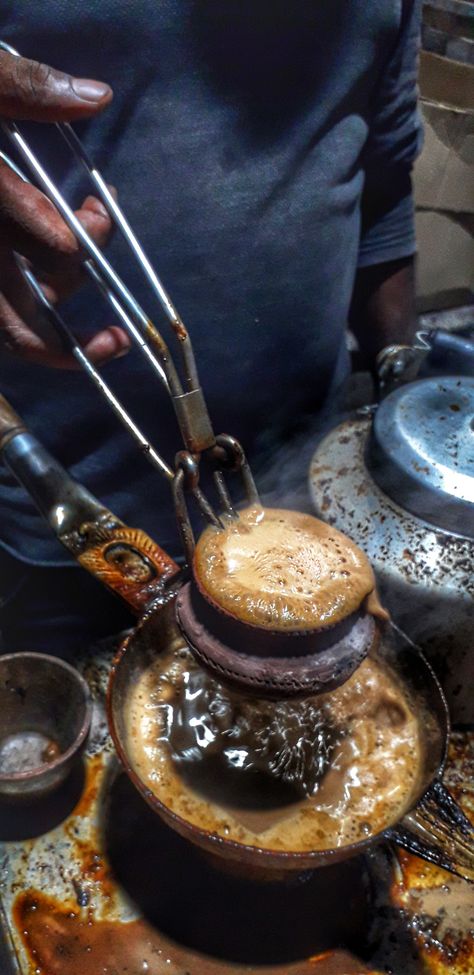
[[0, 40, 259, 562]]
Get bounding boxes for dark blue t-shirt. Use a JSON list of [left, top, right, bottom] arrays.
[[0, 0, 421, 564]]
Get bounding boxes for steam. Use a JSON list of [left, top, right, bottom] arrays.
[[251, 394, 351, 515]]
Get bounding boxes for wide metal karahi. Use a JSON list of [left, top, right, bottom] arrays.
[[368, 377, 474, 537]]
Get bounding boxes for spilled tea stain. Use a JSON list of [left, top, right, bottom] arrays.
[[14, 890, 375, 975]]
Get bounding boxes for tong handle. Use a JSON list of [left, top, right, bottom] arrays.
[[0, 393, 179, 614]]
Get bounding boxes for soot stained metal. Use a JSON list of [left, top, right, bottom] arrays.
[[310, 375, 474, 723]]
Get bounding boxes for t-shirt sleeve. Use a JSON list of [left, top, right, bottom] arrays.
[[357, 0, 423, 268]]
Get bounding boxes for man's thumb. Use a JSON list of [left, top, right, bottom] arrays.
[[0, 50, 112, 122]]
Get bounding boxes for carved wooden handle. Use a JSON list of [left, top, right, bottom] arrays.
[[0, 392, 179, 614], [69, 518, 180, 615]]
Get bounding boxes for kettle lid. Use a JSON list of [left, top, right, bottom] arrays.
[[367, 376, 474, 537]]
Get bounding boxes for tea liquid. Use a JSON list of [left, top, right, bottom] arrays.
[[127, 648, 421, 852]]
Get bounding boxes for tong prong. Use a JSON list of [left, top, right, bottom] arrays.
[[14, 249, 241, 546], [213, 470, 237, 518], [0, 149, 169, 387], [53, 122, 214, 448], [210, 434, 260, 506], [57, 122, 200, 393], [14, 254, 174, 483]]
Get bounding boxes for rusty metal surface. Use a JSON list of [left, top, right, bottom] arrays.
[[310, 417, 474, 723], [0, 640, 472, 975]]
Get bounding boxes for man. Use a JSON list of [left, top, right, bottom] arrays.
[[0, 1, 421, 651]]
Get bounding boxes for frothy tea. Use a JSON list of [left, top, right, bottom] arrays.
[[194, 506, 387, 630], [127, 648, 421, 852]]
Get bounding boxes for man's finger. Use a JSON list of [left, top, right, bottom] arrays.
[[0, 50, 112, 122], [40, 193, 116, 303], [0, 164, 114, 274], [0, 284, 130, 369], [0, 249, 38, 325], [76, 195, 114, 247], [0, 159, 81, 272], [81, 326, 131, 366], [0, 284, 75, 366], [0, 252, 130, 369]]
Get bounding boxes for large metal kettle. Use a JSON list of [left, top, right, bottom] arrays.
[[310, 330, 474, 724]]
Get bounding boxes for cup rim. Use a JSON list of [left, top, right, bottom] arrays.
[[0, 651, 92, 784]]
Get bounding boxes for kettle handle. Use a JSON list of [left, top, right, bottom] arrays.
[[0, 394, 26, 448], [387, 780, 474, 883], [0, 394, 179, 614]]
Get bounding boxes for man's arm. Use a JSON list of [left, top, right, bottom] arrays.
[[349, 256, 416, 368], [350, 0, 422, 372]]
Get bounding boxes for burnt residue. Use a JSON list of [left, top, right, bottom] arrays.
[[67, 834, 115, 907], [391, 859, 474, 975], [14, 891, 173, 975], [71, 878, 90, 908], [445, 733, 474, 808], [63, 768, 117, 911], [13, 887, 373, 975], [69, 754, 104, 820], [389, 733, 474, 975]]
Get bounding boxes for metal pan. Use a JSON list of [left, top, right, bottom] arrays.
[[108, 603, 474, 881]]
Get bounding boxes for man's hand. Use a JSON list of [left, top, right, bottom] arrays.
[[0, 49, 130, 368]]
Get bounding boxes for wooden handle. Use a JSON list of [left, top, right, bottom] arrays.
[[0, 392, 179, 613], [0, 394, 26, 450], [72, 521, 179, 615]]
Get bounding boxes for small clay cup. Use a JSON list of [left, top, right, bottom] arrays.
[[0, 652, 92, 801]]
